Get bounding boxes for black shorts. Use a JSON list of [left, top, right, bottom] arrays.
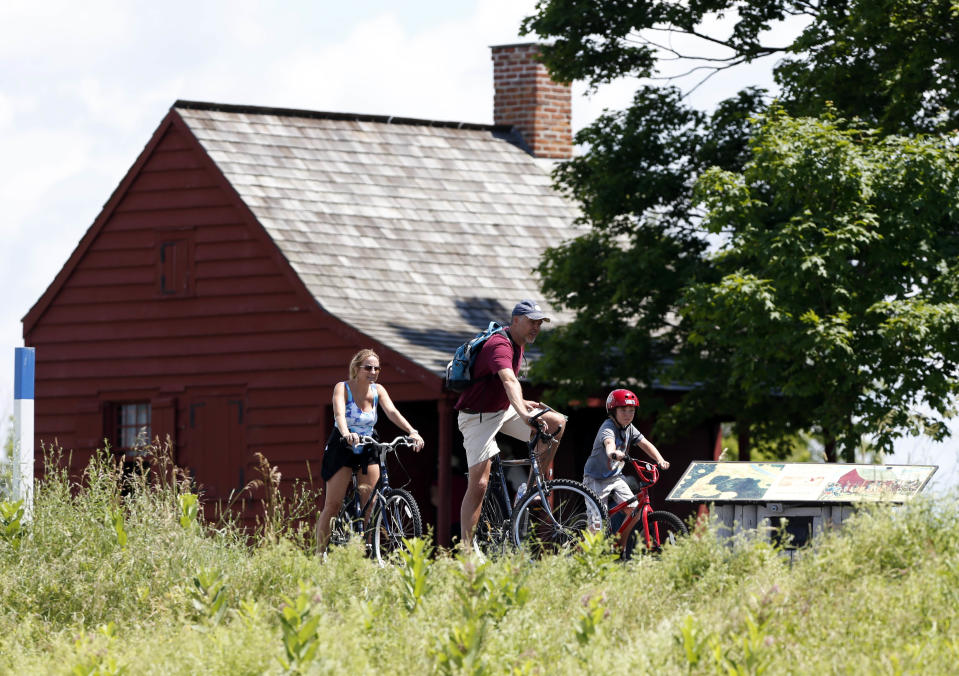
[[321, 428, 378, 481]]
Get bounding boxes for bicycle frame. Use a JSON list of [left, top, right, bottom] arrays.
[[340, 436, 411, 537], [328, 435, 423, 563], [486, 454, 515, 521], [513, 409, 565, 523], [608, 455, 662, 550], [479, 407, 565, 537]]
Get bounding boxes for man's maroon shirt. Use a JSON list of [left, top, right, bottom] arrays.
[[454, 331, 522, 413]]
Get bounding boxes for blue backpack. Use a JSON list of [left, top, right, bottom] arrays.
[[444, 322, 507, 392]]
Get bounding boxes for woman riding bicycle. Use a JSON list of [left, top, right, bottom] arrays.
[[583, 389, 670, 521], [316, 349, 424, 554]]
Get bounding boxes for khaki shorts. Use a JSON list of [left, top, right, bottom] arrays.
[[583, 475, 635, 509], [458, 407, 534, 468]]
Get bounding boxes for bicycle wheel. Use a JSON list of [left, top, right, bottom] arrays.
[[371, 488, 423, 563], [509, 479, 606, 556], [329, 497, 354, 548], [622, 510, 687, 560], [472, 489, 509, 557]]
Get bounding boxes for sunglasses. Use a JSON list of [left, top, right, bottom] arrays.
[[361, 365, 381, 372]]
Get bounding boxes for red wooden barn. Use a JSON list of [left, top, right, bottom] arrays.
[[22, 44, 719, 544]]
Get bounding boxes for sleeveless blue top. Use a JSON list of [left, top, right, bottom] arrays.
[[339, 382, 378, 436]]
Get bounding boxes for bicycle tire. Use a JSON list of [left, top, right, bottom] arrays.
[[329, 495, 355, 548], [622, 510, 687, 560], [371, 488, 423, 563], [509, 479, 606, 556], [472, 488, 509, 557]]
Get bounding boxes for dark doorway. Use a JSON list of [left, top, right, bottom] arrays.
[[186, 392, 247, 501]]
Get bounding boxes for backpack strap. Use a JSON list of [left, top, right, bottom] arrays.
[[477, 327, 514, 380]]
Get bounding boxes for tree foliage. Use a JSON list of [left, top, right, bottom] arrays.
[[525, 0, 959, 133], [677, 110, 959, 458], [522, 0, 959, 457]]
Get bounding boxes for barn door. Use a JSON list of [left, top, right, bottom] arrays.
[[186, 393, 247, 501]]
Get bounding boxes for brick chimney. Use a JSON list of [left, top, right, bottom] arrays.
[[491, 43, 573, 160]]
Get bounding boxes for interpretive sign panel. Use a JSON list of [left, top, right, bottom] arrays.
[[667, 462, 937, 503]]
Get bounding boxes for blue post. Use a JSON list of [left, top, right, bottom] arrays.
[[13, 347, 35, 519]]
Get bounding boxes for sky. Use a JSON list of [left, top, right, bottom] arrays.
[[1, 0, 954, 491]]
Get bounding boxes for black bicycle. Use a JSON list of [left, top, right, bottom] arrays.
[[473, 407, 606, 557], [329, 435, 423, 563]]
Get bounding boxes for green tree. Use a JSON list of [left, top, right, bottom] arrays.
[[525, 0, 959, 133], [533, 84, 764, 411], [675, 111, 959, 460], [522, 0, 959, 457]]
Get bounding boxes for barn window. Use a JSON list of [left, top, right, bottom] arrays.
[[112, 402, 152, 457], [157, 235, 194, 296]]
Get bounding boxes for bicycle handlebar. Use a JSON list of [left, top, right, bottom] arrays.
[[528, 405, 553, 426], [527, 406, 559, 443], [356, 435, 417, 453], [623, 452, 653, 467], [624, 452, 659, 486]]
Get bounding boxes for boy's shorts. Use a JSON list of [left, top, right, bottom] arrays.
[[458, 407, 537, 468], [583, 474, 635, 509]]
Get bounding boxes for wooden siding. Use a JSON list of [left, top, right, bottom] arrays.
[[24, 120, 434, 508]]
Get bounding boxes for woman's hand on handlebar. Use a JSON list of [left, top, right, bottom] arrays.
[[408, 431, 424, 452], [345, 431, 361, 447]]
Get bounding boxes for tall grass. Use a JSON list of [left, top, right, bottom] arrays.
[[1, 444, 958, 674]]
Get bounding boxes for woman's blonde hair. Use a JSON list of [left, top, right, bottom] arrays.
[[349, 349, 380, 380]]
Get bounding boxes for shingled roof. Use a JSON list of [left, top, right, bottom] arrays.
[[174, 100, 583, 377]]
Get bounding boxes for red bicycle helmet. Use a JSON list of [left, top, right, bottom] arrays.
[[606, 388, 639, 414]]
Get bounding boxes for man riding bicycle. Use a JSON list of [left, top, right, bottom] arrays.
[[455, 300, 567, 548]]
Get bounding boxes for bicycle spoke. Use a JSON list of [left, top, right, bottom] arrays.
[[372, 489, 422, 563], [510, 480, 605, 557]]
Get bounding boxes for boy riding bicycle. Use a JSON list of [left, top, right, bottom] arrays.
[[584, 389, 669, 519]]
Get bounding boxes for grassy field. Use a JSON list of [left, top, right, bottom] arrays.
[[1, 447, 957, 675]]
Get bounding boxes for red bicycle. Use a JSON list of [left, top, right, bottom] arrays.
[[608, 453, 687, 559]]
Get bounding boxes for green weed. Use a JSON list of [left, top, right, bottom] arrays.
[[574, 592, 607, 646], [178, 493, 199, 530], [276, 581, 322, 674], [70, 622, 127, 676], [0, 499, 25, 550], [107, 506, 127, 549], [1, 443, 958, 674], [432, 555, 531, 674], [189, 568, 229, 628], [572, 527, 619, 580], [397, 536, 433, 612]]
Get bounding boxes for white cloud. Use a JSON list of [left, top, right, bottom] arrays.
[[0, 128, 96, 236], [888, 433, 958, 495], [254, 4, 537, 123], [0, 0, 133, 63], [0, 93, 26, 129], [58, 78, 168, 135]]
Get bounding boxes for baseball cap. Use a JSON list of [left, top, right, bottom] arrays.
[[511, 299, 551, 322]]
